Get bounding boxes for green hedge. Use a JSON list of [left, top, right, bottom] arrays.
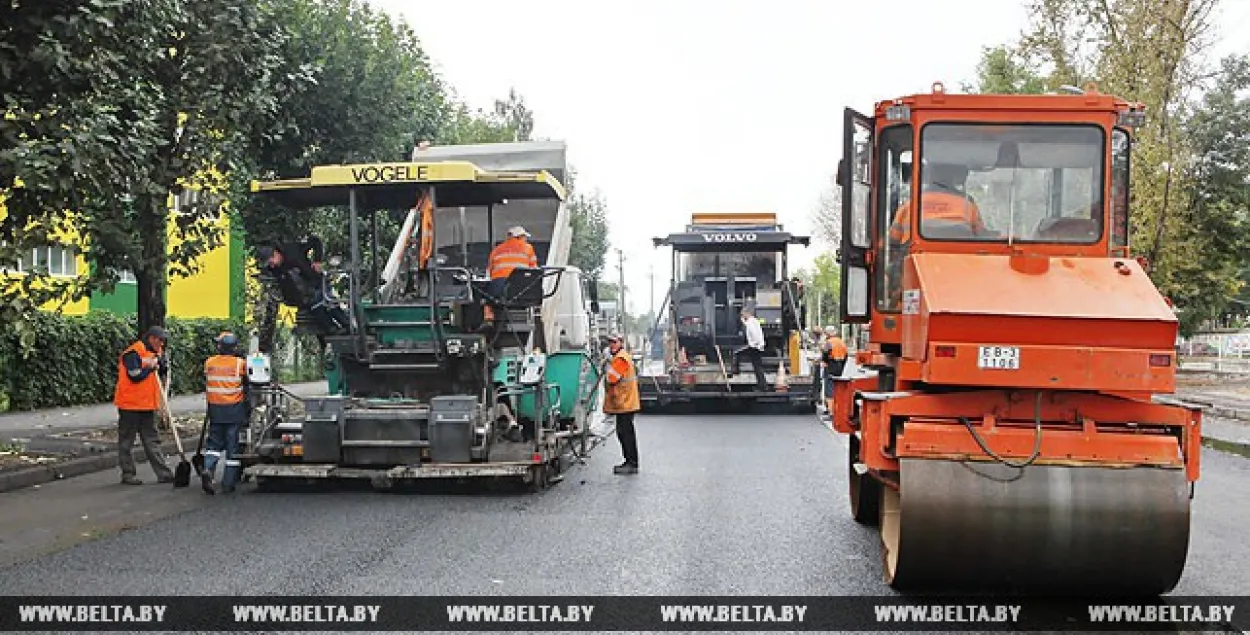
[[0, 311, 324, 413]]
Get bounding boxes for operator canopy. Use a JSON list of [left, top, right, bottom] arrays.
[[249, 158, 566, 210]]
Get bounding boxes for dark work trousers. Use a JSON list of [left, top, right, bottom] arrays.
[[825, 359, 847, 397], [309, 289, 350, 333], [733, 347, 769, 390], [811, 363, 824, 400], [117, 409, 173, 480], [615, 412, 639, 467]]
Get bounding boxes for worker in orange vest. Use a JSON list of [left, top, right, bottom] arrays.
[[113, 326, 175, 485], [200, 332, 250, 494], [821, 326, 848, 398], [483, 226, 539, 317], [602, 333, 641, 474], [889, 163, 986, 243]]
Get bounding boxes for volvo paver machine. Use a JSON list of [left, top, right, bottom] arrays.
[[828, 82, 1202, 594], [241, 141, 604, 491], [639, 212, 818, 412]]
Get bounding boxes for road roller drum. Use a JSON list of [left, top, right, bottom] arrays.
[[879, 458, 1191, 594]]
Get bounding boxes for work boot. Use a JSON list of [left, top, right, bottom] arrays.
[[120, 475, 142, 485], [613, 463, 638, 475], [201, 473, 216, 495]]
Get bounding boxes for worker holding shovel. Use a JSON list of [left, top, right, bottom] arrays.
[[112, 326, 176, 485], [200, 332, 251, 494]]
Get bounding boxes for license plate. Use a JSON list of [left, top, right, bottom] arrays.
[[977, 346, 1020, 370]]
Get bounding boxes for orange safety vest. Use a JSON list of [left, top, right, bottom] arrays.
[[823, 337, 848, 361], [416, 191, 435, 270], [204, 354, 246, 405], [603, 349, 641, 414], [113, 341, 160, 411], [488, 237, 538, 279], [889, 190, 985, 242]]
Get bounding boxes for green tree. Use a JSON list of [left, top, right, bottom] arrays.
[[439, 88, 534, 144], [971, 0, 1231, 333], [964, 45, 1049, 94], [238, 0, 447, 262], [565, 167, 611, 279], [796, 252, 841, 328], [2, 0, 290, 335], [1, 0, 136, 331], [1169, 54, 1250, 332]]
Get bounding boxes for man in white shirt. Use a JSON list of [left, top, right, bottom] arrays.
[[731, 308, 769, 391]]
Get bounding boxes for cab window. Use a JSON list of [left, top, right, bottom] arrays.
[[875, 125, 913, 313], [917, 124, 1105, 244], [1110, 128, 1130, 250]]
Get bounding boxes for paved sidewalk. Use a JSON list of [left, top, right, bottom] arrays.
[[0, 380, 328, 440]]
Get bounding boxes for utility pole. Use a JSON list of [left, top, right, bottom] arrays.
[[649, 264, 655, 317], [617, 248, 627, 343]]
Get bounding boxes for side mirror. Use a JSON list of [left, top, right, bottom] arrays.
[[587, 280, 600, 304], [836, 159, 847, 185], [590, 301, 600, 314]]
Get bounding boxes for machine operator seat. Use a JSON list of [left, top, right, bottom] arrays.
[[498, 267, 545, 309], [1034, 217, 1099, 242], [918, 218, 985, 240]]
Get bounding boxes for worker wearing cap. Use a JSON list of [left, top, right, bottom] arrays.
[[113, 326, 175, 485], [889, 163, 986, 243], [257, 238, 349, 336], [484, 226, 538, 300], [822, 326, 848, 397], [602, 333, 641, 474], [201, 332, 250, 494], [489, 226, 539, 279]]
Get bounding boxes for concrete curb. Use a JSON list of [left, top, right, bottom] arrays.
[[0, 439, 184, 494], [1203, 405, 1250, 423]]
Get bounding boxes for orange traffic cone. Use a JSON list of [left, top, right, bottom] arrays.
[[775, 361, 789, 392]]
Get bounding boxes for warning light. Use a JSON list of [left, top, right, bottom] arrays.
[[935, 346, 957, 358], [1149, 354, 1172, 367]]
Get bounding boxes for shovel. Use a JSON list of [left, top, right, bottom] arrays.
[[191, 414, 208, 477], [156, 372, 192, 488]]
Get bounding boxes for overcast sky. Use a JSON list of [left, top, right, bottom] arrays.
[[373, 0, 1250, 315]]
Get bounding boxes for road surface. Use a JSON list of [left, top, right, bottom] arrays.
[[1, 410, 1247, 601]]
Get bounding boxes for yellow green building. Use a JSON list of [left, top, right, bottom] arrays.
[[2, 189, 250, 321]]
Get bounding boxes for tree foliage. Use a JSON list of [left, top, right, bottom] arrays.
[[967, 0, 1245, 334], [794, 252, 841, 328], [810, 173, 841, 248], [2, 0, 290, 336], [236, 0, 446, 263], [1173, 54, 1250, 328], [964, 45, 1050, 94], [439, 88, 535, 145], [565, 167, 611, 279]]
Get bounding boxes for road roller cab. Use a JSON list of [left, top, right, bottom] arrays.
[[831, 82, 1203, 593]]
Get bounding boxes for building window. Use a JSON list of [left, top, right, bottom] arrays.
[[118, 270, 136, 283], [13, 245, 79, 277], [173, 187, 219, 216]]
